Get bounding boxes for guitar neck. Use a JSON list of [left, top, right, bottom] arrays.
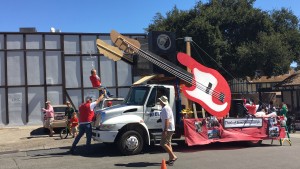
[[110, 30, 193, 85], [135, 46, 193, 84]]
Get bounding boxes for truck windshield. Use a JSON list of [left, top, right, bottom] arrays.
[[124, 86, 150, 105]]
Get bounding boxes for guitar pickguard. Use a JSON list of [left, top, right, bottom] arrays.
[[186, 68, 228, 112]]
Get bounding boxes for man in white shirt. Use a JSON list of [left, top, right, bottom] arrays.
[[158, 96, 177, 166]]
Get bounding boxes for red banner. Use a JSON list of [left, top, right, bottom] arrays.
[[183, 118, 286, 146]]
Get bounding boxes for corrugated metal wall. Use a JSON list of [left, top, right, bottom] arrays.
[[0, 32, 145, 126]]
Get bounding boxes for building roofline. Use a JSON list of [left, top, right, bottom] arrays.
[[0, 31, 147, 36]]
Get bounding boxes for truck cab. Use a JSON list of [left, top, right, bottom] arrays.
[[92, 84, 176, 155]]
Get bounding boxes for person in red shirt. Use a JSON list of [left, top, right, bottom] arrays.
[[244, 99, 257, 115], [69, 91, 105, 154], [70, 112, 79, 138], [89, 69, 112, 98]]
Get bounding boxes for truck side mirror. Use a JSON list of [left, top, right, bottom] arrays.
[[147, 103, 155, 107]]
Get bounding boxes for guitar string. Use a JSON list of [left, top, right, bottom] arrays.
[[119, 38, 224, 101]]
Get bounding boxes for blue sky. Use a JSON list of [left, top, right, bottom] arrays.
[[0, 0, 299, 33]]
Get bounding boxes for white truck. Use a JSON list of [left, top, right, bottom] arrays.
[[92, 84, 178, 155]]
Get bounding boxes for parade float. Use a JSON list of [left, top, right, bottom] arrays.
[[91, 30, 289, 155]]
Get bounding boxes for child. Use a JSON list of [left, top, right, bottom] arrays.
[[89, 68, 112, 98], [70, 112, 79, 138]]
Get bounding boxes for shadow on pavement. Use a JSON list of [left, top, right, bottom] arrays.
[[27, 127, 63, 139], [23, 139, 281, 159], [24, 144, 161, 167], [115, 162, 161, 167], [30, 127, 47, 135], [30, 127, 63, 136], [21, 127, 49, 139], [26, 143, 122, 158]]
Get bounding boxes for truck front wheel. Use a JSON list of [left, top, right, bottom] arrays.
[[117, 130, 144, 155]]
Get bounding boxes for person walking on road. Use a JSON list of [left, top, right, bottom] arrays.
[[69, 91, 105, 154], [158, 96, 178, 166], [42, 101, 55, 137]]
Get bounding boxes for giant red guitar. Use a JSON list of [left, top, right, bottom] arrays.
[[107, 30, 231, 117]]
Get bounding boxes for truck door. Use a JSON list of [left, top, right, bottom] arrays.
[[144, 87, 170, 129]]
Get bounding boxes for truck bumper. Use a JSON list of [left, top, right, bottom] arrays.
[[92, 129, 118, 143]]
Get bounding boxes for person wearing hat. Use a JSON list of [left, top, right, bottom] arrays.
[[158, 96, 177, 166], [42, 101, 55, 137], [65, 101, 75, 135], [70, 90, 106, 155]]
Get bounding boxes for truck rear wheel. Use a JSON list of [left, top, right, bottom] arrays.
[[117, 130, 144, 155]]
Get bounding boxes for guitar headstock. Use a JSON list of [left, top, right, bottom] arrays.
[[96, 39, 123, 61], [110, 30, 141, 54]]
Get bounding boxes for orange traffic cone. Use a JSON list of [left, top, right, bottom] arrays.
[[161, 159, 167, 169]]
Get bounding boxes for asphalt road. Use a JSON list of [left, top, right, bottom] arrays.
[[0, 131, 300, 169]]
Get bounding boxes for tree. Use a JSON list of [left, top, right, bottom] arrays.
[[146, 0, 300, 79]]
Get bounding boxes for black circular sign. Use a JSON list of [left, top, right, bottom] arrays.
[[156, 34, 171, 51]]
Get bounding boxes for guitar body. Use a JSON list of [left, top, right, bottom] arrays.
[[177, 52, 231, 117]]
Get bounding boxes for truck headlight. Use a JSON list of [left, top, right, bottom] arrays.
[[99, 124, 116, 130]]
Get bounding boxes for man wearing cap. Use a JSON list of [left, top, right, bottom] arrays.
[[70, 90, 106, 154], [42, 101, 55, 137], [158, 96, 177, 166], [65, 101, 75, 135]]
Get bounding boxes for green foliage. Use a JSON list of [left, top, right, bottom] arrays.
[[146, 0, 300, 79]]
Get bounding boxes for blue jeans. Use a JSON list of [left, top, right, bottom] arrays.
[[71, 123, 92, 150], [98, 86, 113, 98], [99, 86, 112, 97]]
